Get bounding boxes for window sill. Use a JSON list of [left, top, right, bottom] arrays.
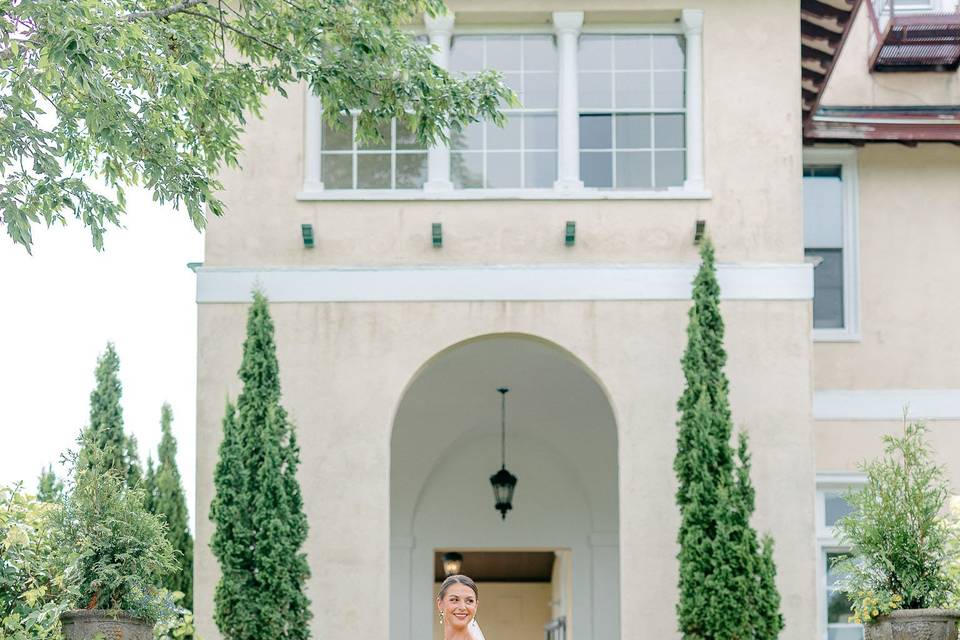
[[812, 328, 862, 343], [295, 187, 712, 201]]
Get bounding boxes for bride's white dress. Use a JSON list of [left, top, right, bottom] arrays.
[[469, 619, 486, 640]]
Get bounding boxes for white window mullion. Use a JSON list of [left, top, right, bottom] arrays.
[[552, 11, 584, 191], [390, 119, 397, 190], [351, 116, 358, 190], [424, 12, 454, 192], [304, 93, 323, 192], [681, 10, 704, 192]]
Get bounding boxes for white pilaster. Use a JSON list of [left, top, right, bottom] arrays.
[[424, 12, 455, 192], [303, 91, 323, 192], [552, 11, 584, 191], [681, 10, 705, 192]]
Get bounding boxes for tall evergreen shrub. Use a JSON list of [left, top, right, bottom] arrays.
[[77, 343, 141, 486], [151, 403, 194, 609], [674, 238, 784, 639], [210, 291, 311, 639], [78, 343, 127, 476]]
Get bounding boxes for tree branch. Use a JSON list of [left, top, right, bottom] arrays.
[[181, 8, 282, 52], [125, 0, 208, 22]]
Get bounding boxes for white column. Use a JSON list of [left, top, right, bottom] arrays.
[[553, 11, 584, 191], [682, 9, 705, 192], [303, 91, 323, 192], [424, 12, 455, 192]]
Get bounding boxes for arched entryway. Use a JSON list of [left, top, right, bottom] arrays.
[[390, 334, 619, 640]]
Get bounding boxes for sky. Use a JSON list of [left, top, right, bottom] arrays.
[[0, 189, 204, 531]]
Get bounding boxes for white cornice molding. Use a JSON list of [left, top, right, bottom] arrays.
[[196, 263, 812, 303], [813, 389, 960, 421]]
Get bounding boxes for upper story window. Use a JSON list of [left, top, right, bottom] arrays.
[[804, 166, 844, 330], [321, 115, 428, 190], [449, 35, 558, 189], [578, 35, 686, 189], [803, 151, 860, 341], [300, 10, 706, 200]]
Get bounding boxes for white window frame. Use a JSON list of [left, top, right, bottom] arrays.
[[816, 472, 868, 640], [804, 148, 861, 342], [298, 10, 708, 201]]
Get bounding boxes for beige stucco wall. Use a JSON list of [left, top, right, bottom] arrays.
[[194, 298, 815, 640], [813, 144, 960, 389], [203, 0, 802, 268], [816, 420, 960, 490], [821, 5, 960, 108]]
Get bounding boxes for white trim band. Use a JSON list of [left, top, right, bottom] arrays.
[[813, 390, 960, 421], [196, 263, 812, 303]]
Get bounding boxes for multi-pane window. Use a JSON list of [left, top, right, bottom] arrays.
[[818, 481, 865, 640], [578, 34, 686, 189], [321, 115, 428, 190], [449, 34, 559, 189], [803, 166, 845, 329], [825, 552, 862, 640]]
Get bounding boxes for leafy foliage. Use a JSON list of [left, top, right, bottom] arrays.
[[673, 237, 784, 639], [35, 465, 63, 503], [835, 421, 958, 622], [0, 485, 71, 640], [0, 0, 511, 252], [210, 291, 310, 639], [148, 403, 194, 610], [153, 594, 200, 640], [48, 448, 177, 621]]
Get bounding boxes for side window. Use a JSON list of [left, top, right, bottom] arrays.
[[578, 34, 686, 190], [817, 479, 866, 640], [803, 166, 845, 330]]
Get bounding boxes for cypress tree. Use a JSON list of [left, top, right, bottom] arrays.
[[125, 433, 143, 488], [36, 464, 64, 502], [144, 454, 158, 514], [674, 238, 784, 639], [79, 343, 128, 476], [151, 403, 195, 609], [210, 291, 311, 639]]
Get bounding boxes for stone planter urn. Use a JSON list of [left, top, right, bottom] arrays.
[[61, 610, 153, 640], [865, 609, 960, 640]]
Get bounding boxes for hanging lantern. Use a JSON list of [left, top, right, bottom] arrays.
[[441, 551, 463, 577], [490, 388, 518, 520]]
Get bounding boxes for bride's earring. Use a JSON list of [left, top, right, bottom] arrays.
[[438, 611, 444, 625]]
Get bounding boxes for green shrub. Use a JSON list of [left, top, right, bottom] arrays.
[[835, 421, 958, 623], [48, 451, 178, 621], [0, 485, 71, 640]]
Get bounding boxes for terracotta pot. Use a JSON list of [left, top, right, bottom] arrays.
[[865, 608, 960, 640], [60, 609, 153, 640]]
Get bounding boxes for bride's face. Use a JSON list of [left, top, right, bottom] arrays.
[[438, 583, 478, 631]]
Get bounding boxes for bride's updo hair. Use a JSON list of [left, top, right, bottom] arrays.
[[438, 574, 478, 599]]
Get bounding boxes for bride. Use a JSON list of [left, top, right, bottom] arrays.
[[437, 575, 485, 640]]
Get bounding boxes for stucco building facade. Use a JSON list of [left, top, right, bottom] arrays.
[[193, 2, 960, 639]]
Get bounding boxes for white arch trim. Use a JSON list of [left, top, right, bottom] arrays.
[[196, 263, 812, 303]]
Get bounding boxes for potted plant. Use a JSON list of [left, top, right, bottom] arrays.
[[834, 420, 960, 640], [49, 453, 178, 640]]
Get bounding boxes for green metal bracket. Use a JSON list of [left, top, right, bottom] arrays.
[[565, 221, 576, 247], [694, 220, 706, 245], [432, 222, 442, 248], [301, 223, 315, 249]]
